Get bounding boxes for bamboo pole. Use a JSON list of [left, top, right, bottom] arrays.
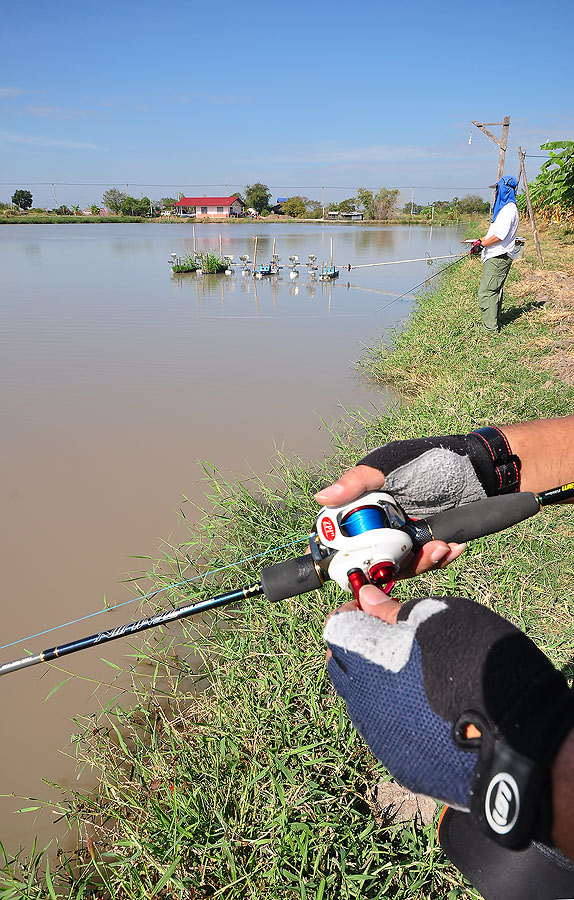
[[193, 224, 196, 254], [518, 147, 543, 265], [253, 235, 258, 267], [219, 234, 223, 257]]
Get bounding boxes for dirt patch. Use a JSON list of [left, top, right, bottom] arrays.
[[515, 268, 574, 384], [370, 778, 437, 826]]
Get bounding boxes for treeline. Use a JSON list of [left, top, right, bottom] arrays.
[[1, 188, 175, 218], [403, 195, 490, 218], [3, 183, 493, 222]]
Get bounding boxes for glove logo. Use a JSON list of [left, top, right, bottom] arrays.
[[485, 773, 520, 834]]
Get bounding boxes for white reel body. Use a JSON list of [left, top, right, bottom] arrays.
[[313, 491, 413, 593]]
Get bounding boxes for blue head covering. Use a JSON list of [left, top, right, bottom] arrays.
[[492, 175, 517, 221]]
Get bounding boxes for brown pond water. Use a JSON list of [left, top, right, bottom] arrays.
[[0, 221, 463, 853]]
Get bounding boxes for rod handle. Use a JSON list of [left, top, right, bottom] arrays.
[[412, 492, 541, 546], [261, 555, 324, 603]]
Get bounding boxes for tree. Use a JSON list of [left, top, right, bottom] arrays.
[[518, 140, 574, 220], [120, 196, 151, 217], [12, 189, 33, 210], [373, 187, 399, 219], [90, 204, 101, 216], [103, 188, 127, 213], [356, 187, 398, 220], [356, 188, 375, 219], [71, 205, 81, 215], [457, 194, 490, 215], [282, 196, 307, 218], [244, 183, 271, 214], [403, 201, 423, 214], [337, 197, 356, 214]]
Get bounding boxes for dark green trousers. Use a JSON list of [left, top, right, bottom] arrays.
[[477, 255, 512, 331]]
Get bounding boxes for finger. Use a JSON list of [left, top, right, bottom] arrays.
[[398, 541, 466, 578], [358, 585, 401, 624], [314, 465, 386, 506]]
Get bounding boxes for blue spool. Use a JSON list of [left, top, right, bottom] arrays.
[[342, 506, 386, 536]]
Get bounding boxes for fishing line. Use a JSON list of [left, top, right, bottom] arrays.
[[198, 254, 469, 321], [0, 537, 308, 653], [372, 254, 469, 315]]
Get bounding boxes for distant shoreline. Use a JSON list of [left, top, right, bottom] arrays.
[[0, 214, 474, 227]]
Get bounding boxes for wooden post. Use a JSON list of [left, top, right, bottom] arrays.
[[472, 116, 511, 197], [193, 224, 196, 254], [253, 235, 258, 267], [518, 147, 543, 265], [330, 235, 333, 267], [219, 234, 223, 257]]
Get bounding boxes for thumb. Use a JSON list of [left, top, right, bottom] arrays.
[[358, 585, 401, 624]]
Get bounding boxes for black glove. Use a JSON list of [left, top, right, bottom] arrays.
[[357, 426, 521, 517], [470, 240, 483, 255], [325, 595, 574, 849]]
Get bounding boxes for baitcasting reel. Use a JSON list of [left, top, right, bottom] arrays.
[[311, 491, 413, 597]]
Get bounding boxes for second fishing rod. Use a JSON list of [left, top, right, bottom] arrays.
[[1, 482, 572, 679]]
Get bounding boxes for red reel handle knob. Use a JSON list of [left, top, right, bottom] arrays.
[[368, 562, 396, 595], [347, 569, 369, 602]]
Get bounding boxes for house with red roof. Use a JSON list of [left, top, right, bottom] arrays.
[[174, 195, 244, 218]]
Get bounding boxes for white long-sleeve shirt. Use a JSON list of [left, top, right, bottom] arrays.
[[481, 202, 519, 262]]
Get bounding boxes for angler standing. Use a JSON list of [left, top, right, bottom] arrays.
[[470, 175, 519, 332]]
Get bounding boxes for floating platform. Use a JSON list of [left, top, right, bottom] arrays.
[[253, 264, 273, 277], [319, 266, 339, 279]]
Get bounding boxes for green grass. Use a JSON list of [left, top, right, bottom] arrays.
[[2, 224, 572, 899], [171, 253, 198, 273]]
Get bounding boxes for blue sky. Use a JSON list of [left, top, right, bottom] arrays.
[[1, 0, 573, 209]]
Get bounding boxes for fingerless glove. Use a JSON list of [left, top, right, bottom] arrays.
[[325, 596, 574, 849], [357, 427, 520, 517]]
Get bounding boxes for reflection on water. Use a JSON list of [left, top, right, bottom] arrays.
[[0, 221, 463, 853]]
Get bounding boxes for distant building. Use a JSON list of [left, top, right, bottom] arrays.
[[327, 210, 363, 222], [174, 195, 244, 218]]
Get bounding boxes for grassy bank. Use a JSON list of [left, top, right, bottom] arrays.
[[0, 215, 145, 224], [0, 214, 481, 227], [2, 225, 573, 899]]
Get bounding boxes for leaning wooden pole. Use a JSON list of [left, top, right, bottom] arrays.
[[518, 147, 543, 265]]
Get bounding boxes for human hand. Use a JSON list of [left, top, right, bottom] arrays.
[[470, 239, 483, 255], [324, 593, 574, 849]]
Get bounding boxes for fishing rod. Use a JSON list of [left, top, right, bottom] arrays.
[[372, 253, 469, 315], [347, 253, 465, 271], [1, 483, 572, 679]]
